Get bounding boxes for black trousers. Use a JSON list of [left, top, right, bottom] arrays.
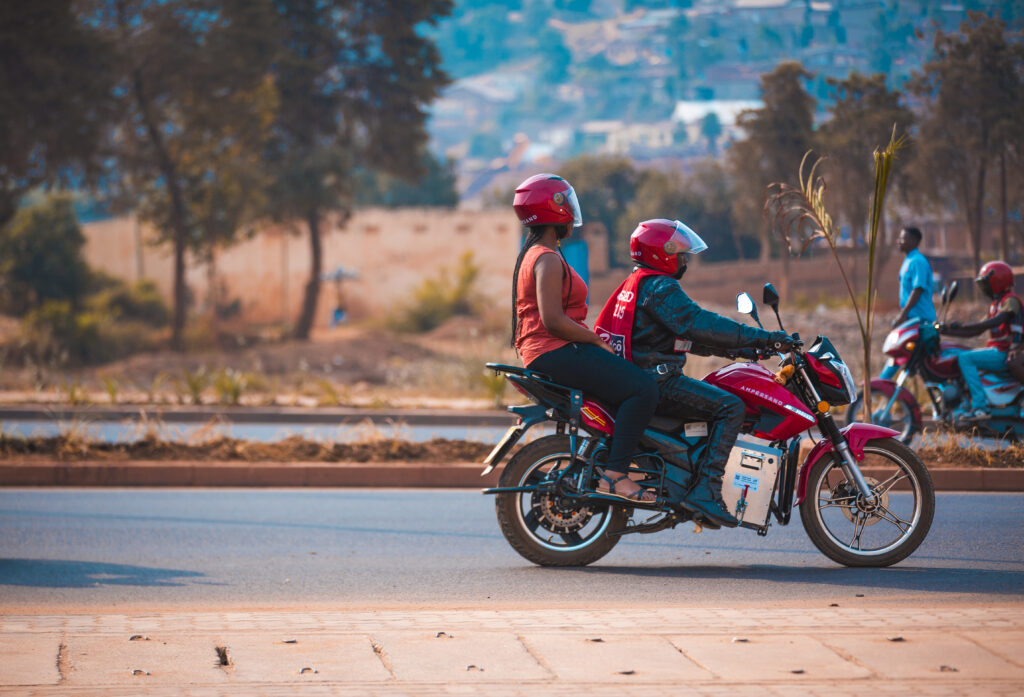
[[528, 342, 658, 472], [656, 372, 745, 478]]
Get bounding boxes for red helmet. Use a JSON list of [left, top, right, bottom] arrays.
[[512, 174, 582, 228], [976, 261, 1014, 299], [629, 219, 707, 277]]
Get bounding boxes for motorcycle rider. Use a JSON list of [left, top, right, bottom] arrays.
[[511, 174, 659, 503], [939, 261, 1024, 420], [595, 219, 795, 528]]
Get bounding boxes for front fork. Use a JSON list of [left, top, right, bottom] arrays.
[[877, 365, 910, 421], [817, 412, 876, 499], [796, 361, 877, 501]]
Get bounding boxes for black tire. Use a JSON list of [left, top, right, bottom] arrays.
[[800, 437, 934, 567], [495, 435, 629, 567], [845, 387, 921, 445]]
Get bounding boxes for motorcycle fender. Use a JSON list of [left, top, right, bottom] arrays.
[[794, 423, 901, 505], [869, 378, 923, 426], [480, 404, 548, 476]]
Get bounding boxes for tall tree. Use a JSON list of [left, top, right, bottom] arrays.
[[817, 72, 915, 255], [0, 1, 114, 228], [85, 0, 277, 349], [908, 13, 1024, 270], [727, 61, 816, 262], [619, 160, 743, 263], [559, 155, 640, 266], [263, 0, 452, 340]]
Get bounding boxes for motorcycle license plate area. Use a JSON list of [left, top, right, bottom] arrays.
[[721, 435, 783, 527]]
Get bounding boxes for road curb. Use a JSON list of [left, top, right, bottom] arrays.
[[0, 461, 1021, 490]]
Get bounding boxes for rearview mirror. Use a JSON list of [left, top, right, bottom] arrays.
[[736, 292, 755, 315], [763, 283, 780, 310], [948, 280, 959, 304], [940, 284, 948, 305]]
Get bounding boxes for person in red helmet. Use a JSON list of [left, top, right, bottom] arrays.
[[595, 219, 794, 528], [511, 174, 659, 503], [939, 261, 1024, 420]]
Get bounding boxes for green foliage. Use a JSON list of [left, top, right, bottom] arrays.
[[0, 1, 114, 228], [86, 277, 171, 327], [766, 130, 907, 420], [262, 0, 452, 340], [478, 369, 508, 409], [396, 251, 481, 333], [178, 367, 209, 405], [907, 13, 1024, 269], [20, 300, 160, 366], [58, 378, 90, 407], [0, 194, 90, 316], [100, 375, 119, 404], [94, 0, 280, 348], [213, 368, 247, 406], [728, 62, 817, 262], [818, 73, 915, 242], [354, 152, 459, 208], [558, 155, 642, 266]]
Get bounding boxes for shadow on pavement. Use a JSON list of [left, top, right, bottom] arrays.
[[0, 558, 206, 588], [573, 563, 1024, 596]]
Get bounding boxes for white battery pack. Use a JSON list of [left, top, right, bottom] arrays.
[[720, 434, 783, 526]]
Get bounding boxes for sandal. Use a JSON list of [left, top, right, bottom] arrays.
[[596, 470, 657, 503]]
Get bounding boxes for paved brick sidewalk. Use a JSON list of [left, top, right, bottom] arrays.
[[2, 605, 1022, 696]]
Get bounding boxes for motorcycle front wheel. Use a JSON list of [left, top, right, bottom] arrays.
[[495, 435, 628, 567], [800, 437, 934, 567], [845, 385, 921, 444]]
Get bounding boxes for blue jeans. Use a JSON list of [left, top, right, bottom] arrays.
[[528, 342, 658, 472], [957, 348, 1008, 410]]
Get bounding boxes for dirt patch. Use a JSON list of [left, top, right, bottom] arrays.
[[0, 433, 493, 464], [1, 432, 1019, 468]]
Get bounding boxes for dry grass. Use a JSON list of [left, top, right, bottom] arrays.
[[0, 424, 1018, 467], [0, 431, 492, 464], [914, 428, 1024, 469]]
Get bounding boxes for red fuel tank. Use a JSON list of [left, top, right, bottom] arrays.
[[704, 362, 816, 441]]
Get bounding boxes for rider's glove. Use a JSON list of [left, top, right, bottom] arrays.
[[764, 331, 796, 352], [938, 321, 961, 334]]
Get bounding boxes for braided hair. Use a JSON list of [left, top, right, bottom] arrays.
[[510, 225, 571, 350]]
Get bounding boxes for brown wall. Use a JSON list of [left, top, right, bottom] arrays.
[[82, 209, 524, 328]]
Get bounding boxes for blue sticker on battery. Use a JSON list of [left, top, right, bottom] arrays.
[[732, 472, 759, 491]]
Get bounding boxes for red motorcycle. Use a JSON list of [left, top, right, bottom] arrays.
[[482, 284, 934, 568], [845, 281, 1024, 442]]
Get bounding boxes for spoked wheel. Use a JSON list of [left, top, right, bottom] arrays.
[[845, 387, 920, 444], [495, 435, 628, 567], [800, 437, 934, 567]]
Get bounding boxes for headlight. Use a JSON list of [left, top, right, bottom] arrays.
[[833, 357, 857, 402], [882, 331, 899, 354]]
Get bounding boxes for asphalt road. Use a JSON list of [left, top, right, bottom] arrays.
[[0, 489, 1021, 611]]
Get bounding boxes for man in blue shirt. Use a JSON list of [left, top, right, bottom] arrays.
[[883, 226, 936, 379]]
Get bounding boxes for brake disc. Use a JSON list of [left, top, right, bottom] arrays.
[[531, 491, 593, 534], [834, 476, 889, 526]]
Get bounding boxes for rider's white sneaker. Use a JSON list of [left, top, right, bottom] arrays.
[[964, 408, 990, 421]]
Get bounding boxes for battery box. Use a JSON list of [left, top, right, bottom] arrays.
[[720, 434, 783, 527]]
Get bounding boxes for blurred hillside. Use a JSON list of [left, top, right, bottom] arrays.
[[426, 0, 1023, 204]]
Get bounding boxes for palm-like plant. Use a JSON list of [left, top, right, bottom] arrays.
[[764, 127, 907, 421]]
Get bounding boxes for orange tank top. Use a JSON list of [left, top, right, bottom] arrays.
[[515, 245, 589, 367]]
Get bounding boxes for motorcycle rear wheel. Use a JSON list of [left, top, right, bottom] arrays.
[[495, 435, 628, 567], [800, 437, 934, 567], [845, 386, 921, 444]]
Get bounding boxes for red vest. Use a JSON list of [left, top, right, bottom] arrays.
[[594, 268, 662, 360], [987, 291, 1024, 350]]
